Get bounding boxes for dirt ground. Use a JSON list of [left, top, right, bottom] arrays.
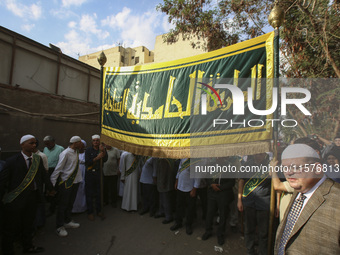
[[30, 203, 248, 255]]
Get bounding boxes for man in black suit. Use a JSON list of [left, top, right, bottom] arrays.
[[0, 135, 47, 254]]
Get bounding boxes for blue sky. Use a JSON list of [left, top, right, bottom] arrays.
[[0, 0, 174, 59]]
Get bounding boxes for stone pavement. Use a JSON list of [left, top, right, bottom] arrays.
[[31, 204, 247, 255]]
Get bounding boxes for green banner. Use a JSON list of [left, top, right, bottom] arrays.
[[101, 32, 274, 158]]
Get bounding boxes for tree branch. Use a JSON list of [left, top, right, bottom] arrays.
[[297, 2, 340, 77]]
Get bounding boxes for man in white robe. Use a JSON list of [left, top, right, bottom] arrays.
[[118, 151, 128, 197], [120, 152, 139, 211], [72, 140, 87, 213]]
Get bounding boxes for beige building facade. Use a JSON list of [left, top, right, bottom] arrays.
[[153, 34, 207, 63], [79, 45, 155, 69], [79, 33, 207, 68]]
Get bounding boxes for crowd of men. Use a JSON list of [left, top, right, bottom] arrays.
[[0, 133, 339, 254]]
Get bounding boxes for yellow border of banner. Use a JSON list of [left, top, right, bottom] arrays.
[[104, 32, 273, 75], [102, 125, 269, 148], [103, 124, 265, 138], [101, 133, 272, 159], [105, 44, 265, 75]]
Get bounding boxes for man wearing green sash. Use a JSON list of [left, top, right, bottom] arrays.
[[50, 136, 83, 237], [237, 153, 271, 255], [0, 135, 47, 254]]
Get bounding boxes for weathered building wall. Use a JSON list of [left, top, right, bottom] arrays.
[[0, 85, 100, 155], [0, 26, 101, 103], [0, 26, 102, 156]]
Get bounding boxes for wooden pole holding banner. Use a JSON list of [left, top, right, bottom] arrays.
[[97, 52, 107, 211], [100, 158, 104, 209], [268, 3, 284, 254]]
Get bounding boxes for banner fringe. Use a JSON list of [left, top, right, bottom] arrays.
[[102, 134, 271, 158]]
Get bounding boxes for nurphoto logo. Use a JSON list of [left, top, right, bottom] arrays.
[[197, 79, 311, 129]]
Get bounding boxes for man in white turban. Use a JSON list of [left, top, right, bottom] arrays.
[[0, 135, 48, 254], [50, 136, 83, 237], [85, 135, 107, 221], [274, 144, 340, 255], [72, 139, 88, 213]]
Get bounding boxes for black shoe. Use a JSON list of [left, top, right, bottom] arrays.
[[217, 235, 225, 245], [23, 246, 45, 253], [170, 223, 182, 231], [154, 213, 165, 218], [162, 219, 173, 224], [186, 225, 193, 235], [202, 231, 212, 240]]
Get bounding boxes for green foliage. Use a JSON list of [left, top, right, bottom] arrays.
[[280, 78, 339, 141], [157, 0, 273, 51], [157, 0, 340, 77], [280, 0, 340, 78], [158, 0, 340, 138]]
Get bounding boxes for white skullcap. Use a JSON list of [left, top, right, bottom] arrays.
[[20, 135, 35, 144], [70, 136, 81, 143], [282, 144, 320, 160], [92, 134, 100, 140], [43, 135, 53, 142], [81, 139, 87, 147]]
